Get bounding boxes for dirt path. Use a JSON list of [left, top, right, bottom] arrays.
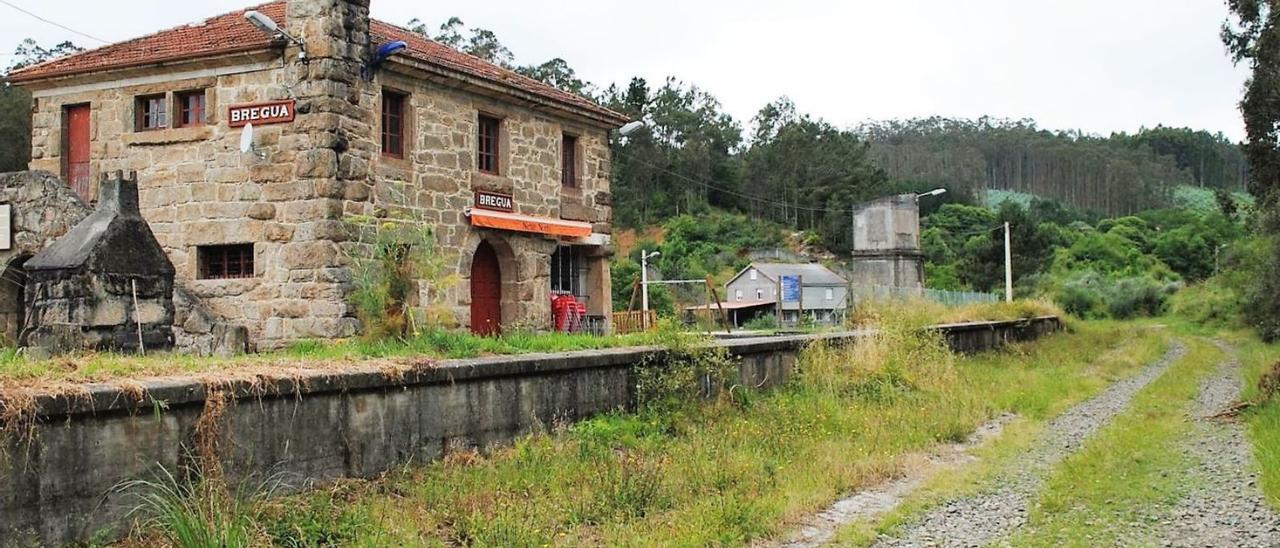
[[770, 414, 1016, 548], [1149, 341, 1280, 547], [864, 340, 1188, 547]]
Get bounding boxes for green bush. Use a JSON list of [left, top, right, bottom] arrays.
[[1104, 277, 1175, 319], [1055, 277, 1105, 319], [1170, 280, 1243, 327]]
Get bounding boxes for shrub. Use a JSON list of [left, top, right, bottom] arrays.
[[1104, 276, 1175, 319], [1170, 280, 1243, 327], [344, 187, 459, 340]]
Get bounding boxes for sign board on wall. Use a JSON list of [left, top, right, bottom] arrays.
[[0, 204, 9, 251], [781, 275, 801, 302], [474, 190, 514, 212], [227, 100, 296, 128]]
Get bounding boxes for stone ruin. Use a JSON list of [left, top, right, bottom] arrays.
[[22, 171, 175, 353]]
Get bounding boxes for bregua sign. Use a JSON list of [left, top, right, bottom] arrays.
[[227, 100, 296, 127], [474, 190, 514, 212]]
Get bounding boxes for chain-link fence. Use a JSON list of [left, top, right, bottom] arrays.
[[849, 284, 999, 307]]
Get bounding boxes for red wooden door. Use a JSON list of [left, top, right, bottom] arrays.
[[64, 104, 92, 202], [470, 242, 502, 335]]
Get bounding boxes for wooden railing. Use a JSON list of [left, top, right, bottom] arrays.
[[611, 310, 657, 334]]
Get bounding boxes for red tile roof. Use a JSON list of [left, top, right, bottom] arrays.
[[7, 2, 285, 83], [369, 20, 626, 124], [7, 1, 627, 125]]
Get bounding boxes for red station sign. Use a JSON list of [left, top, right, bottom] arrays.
[[227, 100, 296, 128]]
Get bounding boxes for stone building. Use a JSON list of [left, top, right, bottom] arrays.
[[7, 0, 627, 348], [848, 194, 925, 288]]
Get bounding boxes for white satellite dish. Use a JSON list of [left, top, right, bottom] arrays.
[[239, 123, 254, 153]]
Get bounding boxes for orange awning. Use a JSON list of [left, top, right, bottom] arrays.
[[467, 208, 593, 238]]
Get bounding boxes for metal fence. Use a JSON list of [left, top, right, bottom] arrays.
[[849, 284, 1000, 307]]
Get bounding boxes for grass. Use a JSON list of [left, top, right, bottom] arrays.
[[1005, 336, 1221, 546], [0, 327, 673, 391], [1230, 330, 1280, 509], [834, 320, 1169, 545], [0, 299, 1060, 391], [115, 316, 1162, 546]]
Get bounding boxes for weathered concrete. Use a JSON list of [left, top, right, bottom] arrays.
[[0, 316, 1059, 545], [23, 171, 176, 353], [850, 194, 925, 288]]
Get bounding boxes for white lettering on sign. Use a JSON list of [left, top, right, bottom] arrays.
[[227, 100, 296, 128], [475, 191, 514, 212]]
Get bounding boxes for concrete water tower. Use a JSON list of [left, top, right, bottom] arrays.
[[849, 194, 925, 288]]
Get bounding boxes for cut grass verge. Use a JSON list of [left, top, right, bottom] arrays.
[[1006, 337, 1221, 546], [123, 319, 1162, 546]]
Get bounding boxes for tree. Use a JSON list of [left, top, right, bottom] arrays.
[[1223, 0, 1280, 339], [515, 58, 591, 97], [1, 39, 83, 172]]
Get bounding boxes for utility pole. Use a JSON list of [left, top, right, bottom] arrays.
[[641, 250, 652, 329], [1004, 222, 1013, 303]]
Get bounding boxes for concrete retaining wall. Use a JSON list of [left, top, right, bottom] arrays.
[[0, 316, 1059, 545]]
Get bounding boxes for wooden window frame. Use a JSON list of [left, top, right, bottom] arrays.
[[477, 114, 501, 175], [381, 89, 407, 159], [135, 94, 167, 131], [198, 243, 256, 280], [561, 133, 579, 188], [174, 90, 206, 128]]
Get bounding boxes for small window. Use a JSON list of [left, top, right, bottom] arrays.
[[749, 269, 757, 280], [135, 94, 167, 131], [551, 245, 585, 296], [381, 89, 406, 158], [561, 134, 578, 188], [175, 91, 205, 128], [756, 289, 763, 300], [477, 114, 500, 174], [198, 244, 255, 280], [825, 288, 834, 300], [735, 289, 743, 302]]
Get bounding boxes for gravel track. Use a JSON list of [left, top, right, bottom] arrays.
[[771, 414, 1016, 548], [870, 340, 1188, 548], [1150, 340, 1280, 547]]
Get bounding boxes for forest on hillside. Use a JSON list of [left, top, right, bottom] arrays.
[[0, 20, 1249, 252]]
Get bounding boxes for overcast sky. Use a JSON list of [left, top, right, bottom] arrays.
[[0, 0, 1250, 140]]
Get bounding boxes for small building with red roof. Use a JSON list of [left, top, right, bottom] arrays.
[[7, 0, 629, 348]]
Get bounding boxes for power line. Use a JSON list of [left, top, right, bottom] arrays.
[[0, 0, 109, 45]]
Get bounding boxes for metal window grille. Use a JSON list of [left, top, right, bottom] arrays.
[[551, 245, 585, 296], [198, 244, 255, 280]]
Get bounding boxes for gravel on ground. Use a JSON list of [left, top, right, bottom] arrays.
[[868, 341, 1188, 548], [1150, 340, 1280, 547]]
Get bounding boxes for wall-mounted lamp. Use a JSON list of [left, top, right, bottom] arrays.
[[619, 120, 646, 136], [245, 10, 308, 61], [916, 188, 947, 199], [362, 40, 408, 80]]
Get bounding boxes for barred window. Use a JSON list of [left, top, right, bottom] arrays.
[[198, 244, 255, 279]]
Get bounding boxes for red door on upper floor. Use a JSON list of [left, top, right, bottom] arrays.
[[470, 241, 502, 336], [64, 104, 92, 202]]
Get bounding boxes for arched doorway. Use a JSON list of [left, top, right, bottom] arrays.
[[470, 241, 502, 335], [0, 256, 29, 345]]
